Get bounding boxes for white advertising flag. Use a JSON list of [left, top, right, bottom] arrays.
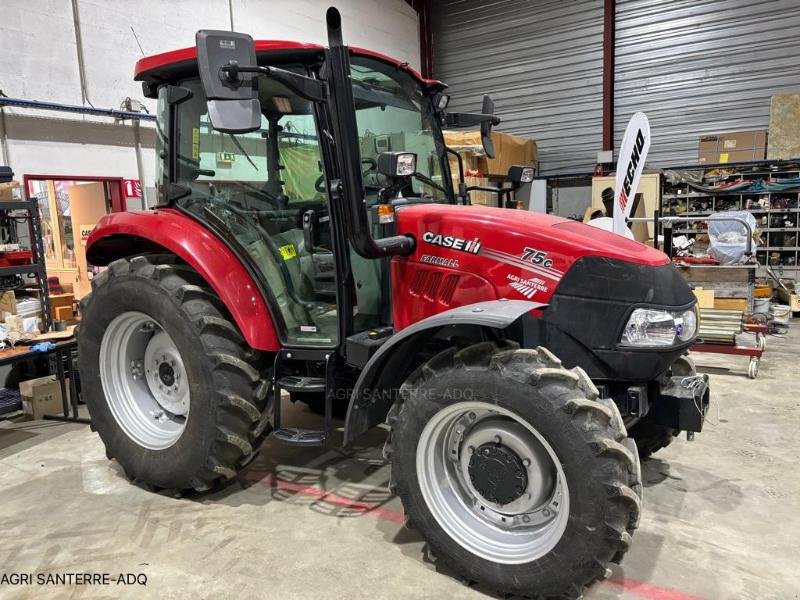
[[613, 112, 650, 235]]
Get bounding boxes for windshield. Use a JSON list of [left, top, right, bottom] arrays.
[[350, 56, 451, 203]]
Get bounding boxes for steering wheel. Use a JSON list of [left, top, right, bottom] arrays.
[[315, 174, 326, 194], [314, 159, 384, 194]]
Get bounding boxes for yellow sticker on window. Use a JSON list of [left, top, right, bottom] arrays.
[[279, 243, 297, 260], [192, 128, 200, 160]]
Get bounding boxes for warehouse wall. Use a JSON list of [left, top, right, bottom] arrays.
[[615, 0, 800, 167], [433, 0, 800, 173], [0, 0, 420, 197], [431, 0, 604, 174]]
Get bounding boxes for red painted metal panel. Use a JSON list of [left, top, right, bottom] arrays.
[[87, 208, 280, 351], [690, 344, 761, 357], [391, 260, 497, 329], [390, 203, 670, 330]]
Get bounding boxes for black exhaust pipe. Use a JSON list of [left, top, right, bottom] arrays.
[[324, 7, 414, 258]]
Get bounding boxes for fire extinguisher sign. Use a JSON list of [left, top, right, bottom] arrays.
[[123, 179, 142, 199]]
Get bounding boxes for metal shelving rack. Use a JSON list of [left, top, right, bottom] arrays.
[[0, 199, 52, 330], [661, 160, 800, 274]]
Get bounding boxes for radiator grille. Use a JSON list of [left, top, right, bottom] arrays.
[[407, 269, 460, 306]]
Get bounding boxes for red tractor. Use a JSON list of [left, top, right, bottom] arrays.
[[79, 8, 710, 598]]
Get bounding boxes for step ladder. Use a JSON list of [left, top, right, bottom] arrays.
[[270, 352, 334, 447]]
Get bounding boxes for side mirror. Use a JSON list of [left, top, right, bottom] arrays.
[[196, 30, 261, 133], [480, 95, 497, 158], [443, 96, 501, 157]]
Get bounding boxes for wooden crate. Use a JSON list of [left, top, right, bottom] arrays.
[[693, 287, 715, 309], [777, 288, 800, 312], [714, 297, 748, 312]]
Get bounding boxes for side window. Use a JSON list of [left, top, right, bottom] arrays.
[[155, 87, 169, 197]]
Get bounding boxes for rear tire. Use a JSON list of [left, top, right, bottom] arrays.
[[78, 255, 270, 492], [386, 341, 641, 599]]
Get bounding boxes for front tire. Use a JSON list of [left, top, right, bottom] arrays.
[[78, 255, 270, 492], [386, 341, 641, 599]]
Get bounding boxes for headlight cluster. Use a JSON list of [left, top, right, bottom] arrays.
[[620, 307, 697, 347]]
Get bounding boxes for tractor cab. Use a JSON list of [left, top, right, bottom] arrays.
[[140, 26, 466, 350]]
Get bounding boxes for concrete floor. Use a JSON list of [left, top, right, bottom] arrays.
[[1, 325, 798, 600]]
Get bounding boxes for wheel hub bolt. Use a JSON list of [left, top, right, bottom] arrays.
[[468, 412, 476, 420], [543, 508, 551, 517], [522, 458, 531, 467], [493, 435, 502, 444], [468, 446, 475, 454], [522, 515, 531, 523]]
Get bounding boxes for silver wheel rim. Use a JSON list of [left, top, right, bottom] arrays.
[[416, 401, 569, 564], [99, 311, 189, 450]]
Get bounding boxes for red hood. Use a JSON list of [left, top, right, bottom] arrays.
[[396, 204, 668, 272]]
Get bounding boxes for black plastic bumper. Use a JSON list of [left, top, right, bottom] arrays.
[[651, 374, 711, 433]]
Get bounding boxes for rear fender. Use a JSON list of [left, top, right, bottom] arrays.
[[343, 299, 546, 444], [86, 209, 280, 351]]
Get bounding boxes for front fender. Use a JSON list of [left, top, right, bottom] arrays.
[[343, 299, 546, 444], [86, 208, 280, 351]]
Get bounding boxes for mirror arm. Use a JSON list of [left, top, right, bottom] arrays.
[[444, 112, 501, 128], [444, 147, 468, 204], [220, 64, 327, 102]]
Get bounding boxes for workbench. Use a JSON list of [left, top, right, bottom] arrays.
[[0, 338, 87, 423]]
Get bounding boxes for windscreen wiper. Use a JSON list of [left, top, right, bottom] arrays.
[[412, 171, 447, 194], [228, 134, 258, 171]]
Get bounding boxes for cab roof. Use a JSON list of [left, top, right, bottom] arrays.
[[134, 40, 440, 88]]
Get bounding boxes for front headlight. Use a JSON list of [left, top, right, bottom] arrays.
[[677, 307, 697, 342], [620, 307, 697, 347]]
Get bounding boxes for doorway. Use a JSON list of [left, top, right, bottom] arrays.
[[23, 176, 126, 299]]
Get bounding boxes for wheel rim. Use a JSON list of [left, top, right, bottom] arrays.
[[99, 311, 189, 450], [416, 401, 569, 564]]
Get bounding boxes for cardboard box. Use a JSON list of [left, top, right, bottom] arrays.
[[20, 376, 68, 420], [713, 298, 748, 312], [0, 290, 16, 316], [49, 293, 74, 321], [0, 181, 23, 202], [777, 288, 800, 312], [767, 92, 800, 160], [693, 287, 715, 309], [698, 130, 767, 164], [459, 176, 498, 206], [445, 130, 538, 178], [0, 291, 41, 323], [54, 305, 74, 321]]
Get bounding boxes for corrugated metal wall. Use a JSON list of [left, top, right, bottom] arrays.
[[432, 0, 604, 174], [433, 0, 800, 173], [616, 0, 800, 167]]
